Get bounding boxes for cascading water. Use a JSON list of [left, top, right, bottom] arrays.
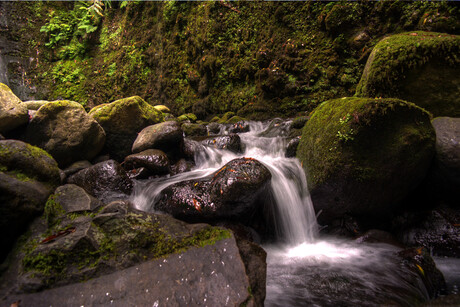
[[131, 119, 440, 306]]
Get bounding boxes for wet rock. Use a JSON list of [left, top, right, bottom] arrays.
[[397, 247, 447, 298], [126, 166, 150, 179], [89, 96, 164, 161], [0, 82, 28, 133], [258, 118, 291, 137], [421, 294, 460, 306], [182, 138, 203, 161], [157, 158, 271, 223], [356, 32, 460, 117], [62, 160, 92, 178], [229, 121, 250, 134], [430, 117, 460, 203], [297, 97, 435, 226], [132, 121, 184, 159], [67, 160, 133, 202], [170, 158, 194, 176], [207, 122, 223, 135], [0, 140, 60, 261], [123, 149, 170, 176], [201, 134, 242, 153], [3, 201, 251, 298], [181, 122, 207, 137], [54, 184, 102, 213], [396, 206, 460, 257], [285, 136, 301, 158], [24, 100, 106, 167]]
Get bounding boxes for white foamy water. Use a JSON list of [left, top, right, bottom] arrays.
[[130, 119, 436, 306]]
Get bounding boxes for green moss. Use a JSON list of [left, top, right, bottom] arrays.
[[356, 31, 460, 102], [297, 97, 434, 188], [43, 194, 65, 227], [224, 115, 246, 124]]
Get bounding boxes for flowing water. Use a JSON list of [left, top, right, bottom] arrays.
[[131, 120, 442, 306]]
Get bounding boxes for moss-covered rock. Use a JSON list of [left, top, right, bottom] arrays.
[[177, 113, 197, 123], [181, 123, 207, 137], [0, 83, 28, 133], [356, 32, 460, 117], [89, 96, 164, 161], [0, 140, 60, 261], [24, 100, 106, 167], [18, 200, 232, 291], [297, 97, 435, 226], [217, 112, 235, 124]]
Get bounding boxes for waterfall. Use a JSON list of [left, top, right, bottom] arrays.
[[131, 120, 318, 243]]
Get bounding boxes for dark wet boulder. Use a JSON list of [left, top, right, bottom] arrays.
[[397, 247, 447, 298], [297, 97, 435, 226], [430, 117, 460, 203], [201, 134, 242, 153], [123, 149, 170, 176], [0, 83, 28, 133], [24, 100, 106, 167], [396, 206, 460, 257], [0, 140, 60, 261], [170, 158, 194, 176], [67, 160, 133, 202], [126, 167, 151, 180], [132, 121, 184, 158], [89, 96, 164, 161], [229, 121, 250, 134], [356, 32, 460, 117], [285, 136, 301, 158], [258, 118, 291, 137], [157, 158, 271, 222], [62, 160, 92, 178], [182, 138, 203, 161], [181, 122, 207, 137], [54, 184, 102, 214]]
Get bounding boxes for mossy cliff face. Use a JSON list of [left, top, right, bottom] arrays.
[[5, 1, 459, 119], [356, 32, 460, 117], [297, 97, 435, 225]]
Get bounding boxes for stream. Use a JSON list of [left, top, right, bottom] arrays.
[[130, 120, 457, 306]]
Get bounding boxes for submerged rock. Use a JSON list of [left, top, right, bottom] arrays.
[[0, 83, 28, 133], [201, 134, 242, 153], [0, 140, 60, 261], [297, 97, 435, 226], [24, 100, 106, 167], [157, 158, 271, 223], [356, 31, 460, 117], [89, 96, 164, 161], [67, 160, 133, 202]]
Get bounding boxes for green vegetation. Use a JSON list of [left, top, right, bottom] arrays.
[[15, 1, 459, 118]]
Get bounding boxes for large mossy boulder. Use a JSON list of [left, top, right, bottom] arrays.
[[24, 100, 106, 167], [297, 97, 435, 226], [89, 96, 164, 161], [355, 32, 460, 117], [0, 140, 60, 261], [0, 83, 28, 133]]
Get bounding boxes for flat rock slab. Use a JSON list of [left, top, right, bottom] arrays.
[[3, 238, 251, 307]]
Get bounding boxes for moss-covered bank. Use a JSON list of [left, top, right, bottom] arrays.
[[3, 1, 459, 119]]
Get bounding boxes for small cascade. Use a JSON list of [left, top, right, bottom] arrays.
[[131, 120, 318, 243]]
